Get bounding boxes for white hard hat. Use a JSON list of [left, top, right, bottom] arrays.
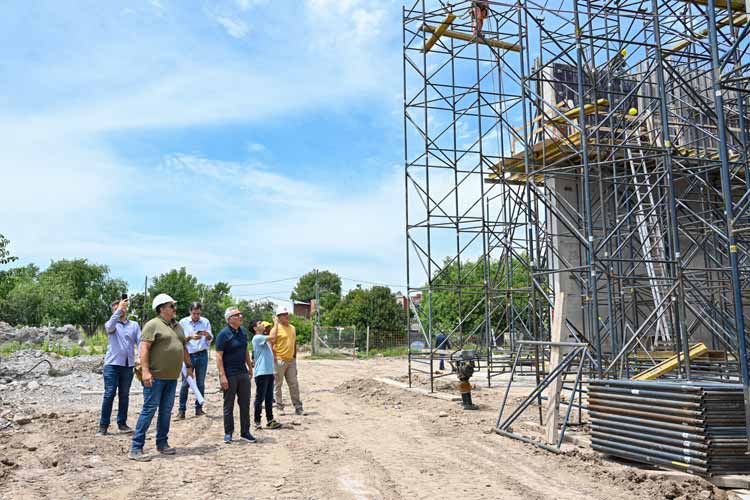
[[276, 306, 290, 316], [152, 293, 176, 310]]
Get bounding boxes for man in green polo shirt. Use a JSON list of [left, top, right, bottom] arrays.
[[129, 293, 194, 461]]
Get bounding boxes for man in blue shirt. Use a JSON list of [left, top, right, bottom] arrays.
[[98, 297, 141, 436], [177, 301, 213, 419], [215, 306, 256, 444], [251, 319, 282, 430]]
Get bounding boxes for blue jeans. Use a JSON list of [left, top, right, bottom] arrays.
[[131, 378, 177, 451], [179, 350, 208, 412], [99, 364, 134, 427]]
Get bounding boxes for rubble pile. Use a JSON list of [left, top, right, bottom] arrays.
[[0, 350, 105, 421], [0, 321, 80, 346]]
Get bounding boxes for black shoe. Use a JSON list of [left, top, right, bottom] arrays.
[[295, 408, 305, 416], [195, 407, 205, 417], [240, 433, 257, 443], [157, 445, 177, 455], [255, 421, 262, 430], [176, 411, 185, 420], [117, 424, 133, 434], [96, 425, 108, 436]]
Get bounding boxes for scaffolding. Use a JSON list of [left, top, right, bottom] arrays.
[[403, 0, 750, 427]]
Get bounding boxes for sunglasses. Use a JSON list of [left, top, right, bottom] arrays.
[[167, 304, 177, 310], [229, 313, 243, 319]]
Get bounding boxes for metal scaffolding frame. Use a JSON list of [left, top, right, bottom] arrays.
[[403, 0, 750, 431]]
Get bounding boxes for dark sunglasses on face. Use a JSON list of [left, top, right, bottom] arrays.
[[230, 313, 242, 319], [168, 304, 176, 310]]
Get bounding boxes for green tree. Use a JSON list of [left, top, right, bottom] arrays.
[[0, 264, 39, 301], [38, 259, 127, 335], [236, 299, 275, 322], [3, 279, 43, 325], [0, 234, 17, 265], [148, 267, 201, 319], [424, 255, 532, 342], [325, 285, 405, 332], [127, 292, 148, 324], [291, 270, 342, 314], [0, 264, 41, 324], [198, 281, 233, 331]]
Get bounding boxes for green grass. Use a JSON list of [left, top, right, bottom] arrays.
[[309, 347, 409, 360], [82, 332, 108, 355], [359, 347, 409, 358], [0, 341, 28, 356], [41, 339, 81, 357], [308, 352, 355, 360]]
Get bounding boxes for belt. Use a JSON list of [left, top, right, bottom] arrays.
[[189, 350, 207, 355]]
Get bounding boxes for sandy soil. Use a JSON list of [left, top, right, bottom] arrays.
[[0, 355, 727, 499]]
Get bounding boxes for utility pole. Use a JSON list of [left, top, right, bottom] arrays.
[[142, 275, 148, 324], [313, 269, 320, 355]]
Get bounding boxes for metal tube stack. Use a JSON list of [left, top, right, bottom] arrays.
[[589, 379, 750, 476]]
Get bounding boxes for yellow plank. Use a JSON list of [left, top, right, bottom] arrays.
[[422, 14, 457, 53], [548, 99, 609, 125], [422, 24, 521, 52], [667, 13, 747, 52], [677, 0, 746, 10], [631, 343, 709, 381]]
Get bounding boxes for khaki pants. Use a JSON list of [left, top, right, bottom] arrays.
[[274, 358, 303, 411]]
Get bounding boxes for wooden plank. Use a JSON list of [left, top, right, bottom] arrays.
[[548, 99, 609, 124], [544, 292, 566, 445], [667, 13, 747, 52], [676, 0, 746, 10], [421, 24, 521, 52], [631, 343, 709, 381], [422, 14, 457, 53]]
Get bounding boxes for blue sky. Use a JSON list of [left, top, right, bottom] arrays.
[[0, 0, 407, 305]]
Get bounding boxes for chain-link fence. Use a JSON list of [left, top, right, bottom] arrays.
[[312, 326, 409, 358], [359, 328, 408, 356], [313, 326, 357, 357]]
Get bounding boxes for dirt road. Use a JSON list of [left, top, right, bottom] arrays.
[[0, 355, 724, 499]]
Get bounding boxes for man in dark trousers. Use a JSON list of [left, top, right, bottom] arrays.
[[436, 331, 451, 371], [216, 306, 256, 444]]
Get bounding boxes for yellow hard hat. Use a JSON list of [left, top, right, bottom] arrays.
[[261, 321, 273, 328]]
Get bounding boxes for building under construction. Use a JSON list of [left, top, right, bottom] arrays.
[[403, 0, 750, 474]]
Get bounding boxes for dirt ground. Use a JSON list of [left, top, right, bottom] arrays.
[[0, 354, 727, 500]]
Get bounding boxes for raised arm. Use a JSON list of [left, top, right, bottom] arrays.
[[268, 317, 279, 344], [105, 308, 123, 334]]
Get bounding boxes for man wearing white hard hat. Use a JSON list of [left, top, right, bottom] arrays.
[[271, 306, 304, 415], [128, 293, 193, 461]]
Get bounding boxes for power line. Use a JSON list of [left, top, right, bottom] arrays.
[[339, 276, 407, 289], [228, 276, 300, 287]]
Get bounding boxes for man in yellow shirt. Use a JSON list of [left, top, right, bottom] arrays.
[[271, 306, 304, 415]]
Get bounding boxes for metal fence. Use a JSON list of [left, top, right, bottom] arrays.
[[313, 326, 357, 357], [312, 326, 409, 358]]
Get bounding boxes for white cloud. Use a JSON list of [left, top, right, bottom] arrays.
[[215, 16, 250, 38], [0, 1, 407, 296]]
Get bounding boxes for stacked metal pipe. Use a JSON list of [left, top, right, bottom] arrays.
[[589, 379, 750, 476]]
